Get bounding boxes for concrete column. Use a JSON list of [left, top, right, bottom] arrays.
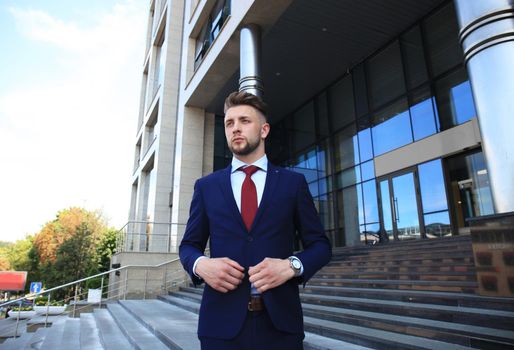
[[454, 0, 514, 213], [239, 24, 263, 97]]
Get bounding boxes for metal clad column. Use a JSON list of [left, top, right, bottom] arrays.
[[454, 0, 514, 213], [239, 24, 263, 97]]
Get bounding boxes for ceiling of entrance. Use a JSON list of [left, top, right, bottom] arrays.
[[206, 0, 446, 121]]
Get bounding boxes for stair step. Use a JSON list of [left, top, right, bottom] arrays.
[[304, 316, 474, 350], [80, 313, 104, 350], [302, 302, 514, 347], [315, 271, 476, 281], [301, 286, 514, 311], [158, 294, 201, 314], [301, 293, 514, 330], [60, 318, 80, 349], [168, 290, 203, 303], [24, 327, 48, 350], [38, 317, 66, 349], [1, 331, 33, 350], [107, 303, 169, 349], [94, 309, 133, 349], [322, 264, 475, 273], [304, 331, 374, 350], [119, 299, 201, 350], [308, 277, 478, 292]]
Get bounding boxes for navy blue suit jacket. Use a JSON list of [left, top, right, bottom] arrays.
[[179, 163, 332, 339]]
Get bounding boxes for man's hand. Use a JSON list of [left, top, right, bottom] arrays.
[[248, 258, 295, 293], [196, 257, 245, 293]]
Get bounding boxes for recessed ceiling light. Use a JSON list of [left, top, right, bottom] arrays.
[[321, 27, 327, 32], [275, 72, 281, 76]]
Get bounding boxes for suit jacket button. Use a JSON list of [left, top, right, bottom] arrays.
[[247, 236, 253, 242]]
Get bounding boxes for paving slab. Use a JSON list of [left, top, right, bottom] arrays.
[[94, 309, 133, 349], [80, 313, 103, 350], [107, 303, 169, 349], [120, 299, 200, 350]]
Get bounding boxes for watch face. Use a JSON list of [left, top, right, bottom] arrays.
[[292, 259, 301, 269]]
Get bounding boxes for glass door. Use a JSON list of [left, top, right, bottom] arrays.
[[379, 170, 424, 241]]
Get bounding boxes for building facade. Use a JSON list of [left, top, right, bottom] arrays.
[[121, 0, 514, 256]]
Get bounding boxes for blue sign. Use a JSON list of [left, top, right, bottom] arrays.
[[30, 282, 42, 294]]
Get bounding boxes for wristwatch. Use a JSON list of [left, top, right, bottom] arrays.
[[288, 256, 302, 277]]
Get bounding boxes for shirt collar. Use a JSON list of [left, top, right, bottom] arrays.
[[231, 154, 268, 174]]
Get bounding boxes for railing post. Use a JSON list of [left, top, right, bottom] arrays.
[[163, 264, 167, 293], [144, 269, 148, 300], [14, 299, 21, 338], [124, 269, 128, 300], [73, 285, 78, 318], [99, 276, 104, 309], [44, 293, 51, 328]]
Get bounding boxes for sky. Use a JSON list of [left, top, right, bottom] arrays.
[[0, 0, 148, 242]]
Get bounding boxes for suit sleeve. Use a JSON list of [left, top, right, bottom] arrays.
[[293, 175, 332, 284], [179, 179, 210, 286]]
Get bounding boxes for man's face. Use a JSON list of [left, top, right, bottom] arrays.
[[224, 105, 269, 158]]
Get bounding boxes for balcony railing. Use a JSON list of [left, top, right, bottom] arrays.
[[115, 221, 186, 253]]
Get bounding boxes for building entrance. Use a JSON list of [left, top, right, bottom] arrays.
[[378, 169, 424, 241]]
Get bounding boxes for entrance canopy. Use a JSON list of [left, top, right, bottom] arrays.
[[0, 271, 27, 292]]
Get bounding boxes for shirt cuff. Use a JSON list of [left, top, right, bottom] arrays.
[[193, 256, 208, 278]]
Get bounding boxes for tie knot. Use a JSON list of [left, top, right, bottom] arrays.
[[240, 165, 259, 177]]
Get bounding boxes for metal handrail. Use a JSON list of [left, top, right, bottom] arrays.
[[0, 257, 181, 308], [1, 257, 189, 339]]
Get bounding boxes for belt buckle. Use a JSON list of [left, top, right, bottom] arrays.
[[248, 296, 263, 312]]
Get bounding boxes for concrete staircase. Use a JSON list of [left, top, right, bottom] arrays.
[[1, 236, 514, 349]]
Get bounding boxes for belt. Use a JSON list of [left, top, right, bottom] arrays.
[[248, 295, 264, 312]]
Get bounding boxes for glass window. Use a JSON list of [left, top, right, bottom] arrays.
[[435, 68, 477, 130], [334, 124, 359, 171], [410, 86, 438, 140], [360, 160, 375, 182], [372, 98, 413, 156], [292, 101, 316, 152], [291, 148, 318, 183], [357, 117, 373, 162], [329, 75, 355, 131], [338, 166, 360, 188], [317, 139, 332, 177], [446, 150, 495, 233], [424, 211, 452, 238], [341, 184, 364, 246], [353, 63, 368, 117], [317, 193, 335, 230], [367, 41, 406, 109], [362, 180, 379, 224], [401, 25, 428, 89], [418, 159, 448, 213], [423, 3, 463, 77]]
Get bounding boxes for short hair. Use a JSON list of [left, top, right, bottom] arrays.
[[224, 91, 267, 120]]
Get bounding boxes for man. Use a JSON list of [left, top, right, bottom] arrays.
[[179, 91, 331, 349]]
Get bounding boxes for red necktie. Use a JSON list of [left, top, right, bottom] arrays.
[[240, 165, 259, 231]]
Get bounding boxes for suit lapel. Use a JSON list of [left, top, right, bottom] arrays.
[[218, 165, 247, 232], [251, 163, 281, 231]]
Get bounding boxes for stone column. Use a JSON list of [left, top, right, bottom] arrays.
[[454, 0, 514, 213], [239, 24, 263, 97]]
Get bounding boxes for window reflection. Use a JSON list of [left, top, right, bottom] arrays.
[[418, 159, 448, 213], [435, 68, 477, 130], [446, 151, 494, 234], [410, 87, 438, 140], [334, 124, 359, 171], [424, 211, 451, 238], [372, 99, 413, 156]]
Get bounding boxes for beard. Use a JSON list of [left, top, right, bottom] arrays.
[[228, 136, 261, 156]]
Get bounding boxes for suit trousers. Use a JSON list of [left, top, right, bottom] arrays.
[[199, 308, 304, 350]]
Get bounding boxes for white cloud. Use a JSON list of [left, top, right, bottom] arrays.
[[0, 1, 147, 241]]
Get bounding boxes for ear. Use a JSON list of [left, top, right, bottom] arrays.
[[261, 122, 270, 139]]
